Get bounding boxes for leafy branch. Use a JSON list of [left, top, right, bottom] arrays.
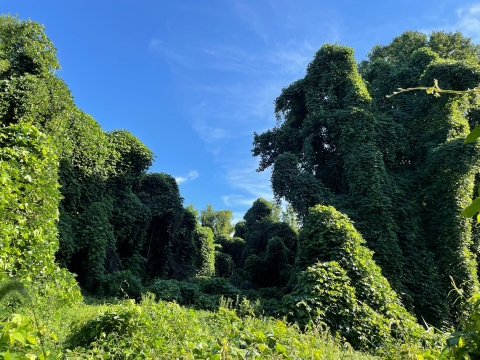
[[386, 78, 480, 99]]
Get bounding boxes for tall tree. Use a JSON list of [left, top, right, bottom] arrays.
[[253, 31, 480, 325], [0, 15, 196, 296], [138, 173, 195, 280], [0, 15, 84, 302]]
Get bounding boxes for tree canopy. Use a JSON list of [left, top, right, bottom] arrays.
[[253, 30, 480, 325]]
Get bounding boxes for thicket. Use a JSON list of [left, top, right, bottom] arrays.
[[282, 205, 437, 350], [0, 123, 81, 305], [2, 291, 380, 359]]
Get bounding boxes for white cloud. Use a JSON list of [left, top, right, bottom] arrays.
[[175, 170, 199, 184], [421, 3, 480, 43]]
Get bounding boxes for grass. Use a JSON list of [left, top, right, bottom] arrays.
[[15, 293, 379, 359]]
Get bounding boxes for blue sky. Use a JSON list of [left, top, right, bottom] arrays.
[[3, 0, 480, 221]]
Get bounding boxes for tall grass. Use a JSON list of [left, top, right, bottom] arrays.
[[40, 293, 378, 359]]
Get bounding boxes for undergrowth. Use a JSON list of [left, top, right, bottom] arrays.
[[8, 279, 480, 359], [5, 292, 383, 359]]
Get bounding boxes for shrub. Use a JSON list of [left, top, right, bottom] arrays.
[[284, 205, 438, 350], [282, 262, 393, 349], [103, 270, 145, 299], [195, 277, 239, 298], [65, 300, 142, 350], [296, 205, 415, 320], [147, 279, 184, 304]]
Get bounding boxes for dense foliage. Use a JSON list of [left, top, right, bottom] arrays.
[[5, 13, 480, 357], [0, 15, 210, 298], [0, 123, 81, 304], [4, 292, 382, 359], [283, 205, 436, 350], [253, 31, 480, 326]]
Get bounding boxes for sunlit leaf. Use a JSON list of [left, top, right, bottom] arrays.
[[460, 197, 480, 218], [465, 124, 480, 144]]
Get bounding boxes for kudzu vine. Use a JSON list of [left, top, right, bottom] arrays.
[[253, 30, 480, 325]]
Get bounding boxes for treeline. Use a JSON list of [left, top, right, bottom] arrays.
[[4, 14, 480, 352], [0, 16, 302, 301]]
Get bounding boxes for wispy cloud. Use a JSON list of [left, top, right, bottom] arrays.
[[233, 0, 270, 43], [222, 195, 257, 207], [149, 39, 195, 68], [148, 1, 342, 217], [182, 42, 314, 149], [267, 42, 314, 75], [190, 101, 231, 143], [455, 3, 480, 42], [201, 41, 313, 76], [175, 170, 199, 184], [226, 163, 272, 199], [419, 2, 480, 43], [221, 159, 273, 210]]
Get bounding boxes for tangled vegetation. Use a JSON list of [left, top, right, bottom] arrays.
[[253, 31, 480, 327], [4, 13, 480, 359]]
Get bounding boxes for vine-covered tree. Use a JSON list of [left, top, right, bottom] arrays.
[[194, 225, 215, 276], [253, 31, 480, 325], [138, 173, 195, 281], [238, 198, 297, 288], [0, 15, 198, 296], [0, 15, 83, 303]]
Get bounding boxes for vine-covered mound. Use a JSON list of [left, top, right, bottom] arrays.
[[282, 205, 440, 350]]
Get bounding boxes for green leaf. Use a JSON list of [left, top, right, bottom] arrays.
[[209, 355, 221, 360], [460, 197, 480, 218], [465, 124, 480, 144], [11, 330, 26, 344], [276, 342, 287, 354], [446, 335, 461, 347], [26, 334, 36, 345]]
